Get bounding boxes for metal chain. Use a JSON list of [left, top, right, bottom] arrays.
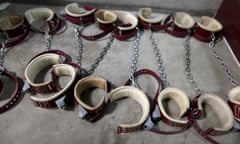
[[74, 28, 114, 76], [44, 30, 52, 51], [148, 30, 169, 88], [0, 43, 8, 73], [209, 33, 239, 87], [74, 27, 84, 66], [88, 33, 114, 75], [129, 28, 141, 87], [184, 33, 203, 95]]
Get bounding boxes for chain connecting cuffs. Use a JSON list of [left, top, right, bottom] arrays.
[[209, 33, 239, 87], [148, 30, 169, 88], [129, 28, 142, 87], [75, 27, 114, 76], [184, 32, 203, 95], [44, 30, 53, 51]]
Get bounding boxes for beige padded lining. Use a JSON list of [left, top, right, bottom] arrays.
[[24, 53, 63, 87], [228, 86, 240, 105], [30, 64, 76, 101], [95, 10, 117, 24], [228, 86, 240, 121], [114, 11, 138, 30], [158, 87, 190, 124], [74, 76, 108, 111], [0, 15, 24, 31], [198, 93, 234, 131], [197, 16, 223, 32], [138, 7, 162, 23], [110, 86, 150, 130], [25, 7, 54, 24], [174, 12, 194, 29], [65, 3, 96, 17]]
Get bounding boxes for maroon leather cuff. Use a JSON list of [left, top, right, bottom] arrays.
[[193, 25, 222, 42], [47, 14, 65, 35], [74, 76, 112, 122], [25, 8, 65, 35], [228, 101, 240, 121], [138, 14, 172, 32], [0, 71, 22, 113], [114, 27, 137, 41], [0, 18, 30, 48], [165, 22, 189, 37], [30, 70, 61, 94], [164, 13, 194, 37], [65, 4, 97, 25], [30, 63, 80, 109], [66, 14, 95, 25]]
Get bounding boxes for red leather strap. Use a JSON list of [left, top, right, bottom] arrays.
[[0, 71, 22, 113], [0, 19, 30, 48], [188, 111, 220, 144], [124, 68, 161, 115], [117, 125, 142, 134]]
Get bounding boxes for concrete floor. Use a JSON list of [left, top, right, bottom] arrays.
[[0, 3, 240, 144]]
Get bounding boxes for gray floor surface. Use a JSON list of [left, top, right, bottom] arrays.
[[0, 3, 240, 144]]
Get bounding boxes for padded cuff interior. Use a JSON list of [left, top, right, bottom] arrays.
[[0, 15, 24, 30], [138, 7, 162, 23], [198, 93, 234, 131], [25, 7, 54, 24], [158, 87, 190, 124], [114, 11, 138, 30], [197, 16, 223, 32], [74, 76, 108, 111], [24, 53, 63, 86], [95, 10, 117, 24], [65, 3, 96, 17], [228, 86, 240, 105], [110, 86, 150, 130], [174, 12, 194, 29]]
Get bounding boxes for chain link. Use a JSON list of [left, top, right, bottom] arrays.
[[0, 43, 8, 73], [209, 33, 239, 87], [75, 28, 114, 76], [129, 28, 141, 87], [44, 30, 52, 51], [184, 33, 203, 95], [74, 27, 84, 66], [148, 30, 169, 88], [87, 33, 114, 75]]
